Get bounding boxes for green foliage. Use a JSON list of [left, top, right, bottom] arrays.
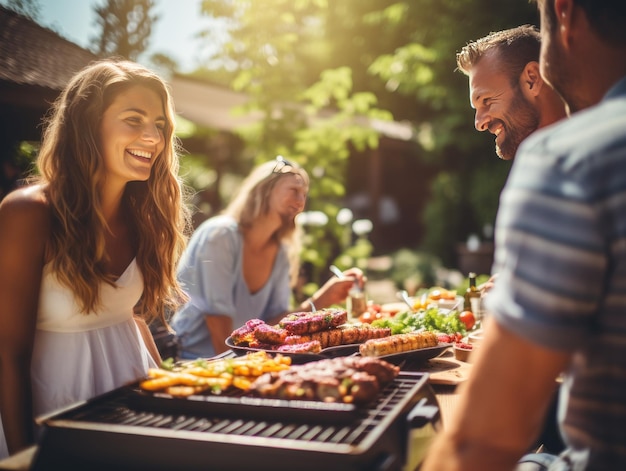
[[468, 161, 512, 232], [192, 0, 537, 277], [91, 0, 158, 60], [419, 172, 463, 267], [387, 248, 441, 293]]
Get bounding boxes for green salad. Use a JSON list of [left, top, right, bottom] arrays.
[[371, 306, 467, 335]]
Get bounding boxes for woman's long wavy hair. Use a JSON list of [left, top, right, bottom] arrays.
[[222, 159, 309, 287], [35, 58, 191, 325]]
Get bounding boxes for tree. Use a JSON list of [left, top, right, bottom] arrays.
[[91, 0, 158, 61], [196, 0, 392, 288], [194, 0, 537, 272]]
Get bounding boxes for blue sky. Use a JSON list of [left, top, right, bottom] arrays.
[[1, 0, 223, 72]]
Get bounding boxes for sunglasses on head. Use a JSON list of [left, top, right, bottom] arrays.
[[272, 155, 296, 174]]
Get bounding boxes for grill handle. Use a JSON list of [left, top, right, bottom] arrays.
[[407, 397, 440, 429], [405, 396, 441, 471], [371, 453, 400, 471]]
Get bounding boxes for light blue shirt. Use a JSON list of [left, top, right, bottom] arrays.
[[171, 215, 291, 359]]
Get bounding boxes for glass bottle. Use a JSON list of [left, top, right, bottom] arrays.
[[347, 279, 367, 319], [464, 272, 481, 316]]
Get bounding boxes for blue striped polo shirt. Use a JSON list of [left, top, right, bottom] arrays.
[[486, 76, 626, 470]]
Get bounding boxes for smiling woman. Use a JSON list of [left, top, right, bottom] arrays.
[[171, 157, 366, 360], [0, 58, 191, 458], [100, 85, 166, 188]]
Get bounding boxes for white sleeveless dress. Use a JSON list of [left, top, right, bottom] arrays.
[[0, 259, 157, 459]]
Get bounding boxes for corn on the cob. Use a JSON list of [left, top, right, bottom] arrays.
[[358, 331, 439, 357]]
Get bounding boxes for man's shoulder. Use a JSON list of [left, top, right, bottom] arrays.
[[520, 98, 626, 165]]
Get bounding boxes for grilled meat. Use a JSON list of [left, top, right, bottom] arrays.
[[278, 309, 348, 335], [253, 323, 288, 345], [229, 317, 391, 352], [230, 319, 266, 345], [359, 331, 439, 357], [284, 324, 390, 349], [276, 340, 322, 354], [251, 356, 399, 404]]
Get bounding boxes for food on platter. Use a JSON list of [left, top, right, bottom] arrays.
[[372, 305, 468, 335], [228, 310, 391, 353], [276, 340, 323, 354], [251, 356, 399, 405], [230, 319, 267, 345], [278, 308, 348, 335], [282, 323, 390, 349], [253, 322, 289, 344], [359, 331, 439, 357], [412, 287, 459, 310], [139, 351, 291, 397]]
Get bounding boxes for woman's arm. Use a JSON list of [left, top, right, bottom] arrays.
[[133, 316, 162, 365], [0, 188, 49, 454], [204, 315, 234, 355], [309, 267, 365, 310]]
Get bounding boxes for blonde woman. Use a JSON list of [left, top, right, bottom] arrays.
[[0, 59, 190, 458], [172, 157, 363, 359]]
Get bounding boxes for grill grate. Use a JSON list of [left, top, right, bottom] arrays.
[[33, 372, 435, 471], [56, 374, 420, 447]]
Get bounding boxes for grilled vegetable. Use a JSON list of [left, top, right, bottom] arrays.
[[140, 369, 230, 391], [139, 351, 292, 396], [359, 331, 439, 357]]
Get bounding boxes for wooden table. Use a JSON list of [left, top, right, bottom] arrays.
[[410, 349, 472, 427]]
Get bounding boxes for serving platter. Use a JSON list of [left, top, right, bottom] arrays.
[[374, 342, 451, 365], [225, 336, 360, 363]]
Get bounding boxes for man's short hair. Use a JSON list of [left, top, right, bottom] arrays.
[[456, 25, 540, 86], [538, 0, 626, 47]]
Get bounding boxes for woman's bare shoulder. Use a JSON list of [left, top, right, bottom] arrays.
[[0, 184, 52, 239]]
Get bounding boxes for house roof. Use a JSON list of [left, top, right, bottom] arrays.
[[170, 74, 416, 141], [0, 5, 97, 91], [170, 74, 264, 132]]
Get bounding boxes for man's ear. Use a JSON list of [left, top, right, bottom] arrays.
[[520, 61, 543, 98], [554, 0, 574, 48]]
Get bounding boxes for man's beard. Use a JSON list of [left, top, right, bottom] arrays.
[[495, 87, 541, 160]]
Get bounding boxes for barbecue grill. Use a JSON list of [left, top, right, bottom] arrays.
[[31, 371, 441, 471]]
